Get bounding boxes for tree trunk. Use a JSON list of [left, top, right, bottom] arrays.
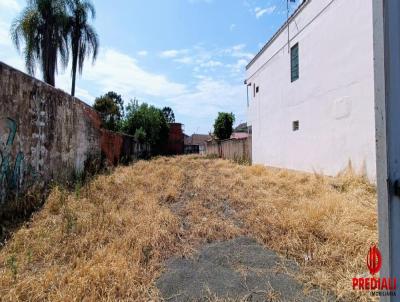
[[42, 30, 56, 86], [71, 39, 79, 97], [71, 55, 77, 96]]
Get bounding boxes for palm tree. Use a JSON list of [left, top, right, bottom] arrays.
[[67, 0, 98, 97], [11, 0, 70, 86]]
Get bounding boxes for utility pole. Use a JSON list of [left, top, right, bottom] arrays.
[[373, 1, 400, 301]]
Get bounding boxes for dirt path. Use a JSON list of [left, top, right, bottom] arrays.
[[157, 237, 333, 301], [156, 159, 335, 301]]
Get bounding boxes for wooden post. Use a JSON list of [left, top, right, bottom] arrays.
[[373, 1, 400, 301]]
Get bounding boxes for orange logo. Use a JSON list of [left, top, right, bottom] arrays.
[[367, 245, 382, 275]]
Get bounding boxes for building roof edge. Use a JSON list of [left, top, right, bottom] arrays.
[[246, 0, 310, 71]]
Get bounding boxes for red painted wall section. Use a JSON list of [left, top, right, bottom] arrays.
[[100, 130, 124, 166], [165, 123, 184, 155], [80, 103, 124, 166]]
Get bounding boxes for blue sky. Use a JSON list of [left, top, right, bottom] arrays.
[[0, 0, 300, 134]]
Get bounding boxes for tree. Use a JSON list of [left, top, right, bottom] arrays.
[[103, 91, 124, 117], [123, 103, 169, 153], [93, 92, 124, 131], [134, 127, 146, 144], [11, 0, 70, 86], [67, 0, 98, 96], [213, 112, 235, 140], [162, 106, 175, 123]]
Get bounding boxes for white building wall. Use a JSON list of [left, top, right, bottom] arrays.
[[246, 0, 376, 180]]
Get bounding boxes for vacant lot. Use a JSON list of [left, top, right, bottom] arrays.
[[0, 156, 377, 301]]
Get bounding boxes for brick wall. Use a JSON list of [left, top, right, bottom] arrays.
[[164, 123, 184, 155]]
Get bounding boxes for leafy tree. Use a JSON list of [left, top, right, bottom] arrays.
[[11, 0, 70, 86], [134, 127, 146, 144], [104, 91, 124, 117], [93, 92, 124, 131], [213, 112, 235, 140], [162, 106, 175, 123], [124, 98, 139, 117], [123, 103, 169, 153], [67, 0, 98, 96]]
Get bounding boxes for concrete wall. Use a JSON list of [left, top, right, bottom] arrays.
[[206, 137, 252, 163], [246, 0, 376, 180], [0, 62, 149, 210]]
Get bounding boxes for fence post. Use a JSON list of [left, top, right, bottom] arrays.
[[373, 1, 400, 300]]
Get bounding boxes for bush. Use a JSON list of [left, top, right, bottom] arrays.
[[93, 92, 124, 131], [213, 112, 235, 140]]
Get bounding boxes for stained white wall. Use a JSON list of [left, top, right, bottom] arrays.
[[246, 0, 376, 180]]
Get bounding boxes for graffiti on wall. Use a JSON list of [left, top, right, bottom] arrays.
[[0, 117, 38, 204], [0, 117, 23, 203], [30, 95, 47, 177]]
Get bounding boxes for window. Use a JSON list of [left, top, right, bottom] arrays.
[[291, 43, 299, 82], [256, 86, 259, 93], [292, 120, 299, 131]]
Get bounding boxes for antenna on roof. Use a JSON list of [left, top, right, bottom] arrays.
[[287, 0, 290, 53], [287, 0, 296, 53]]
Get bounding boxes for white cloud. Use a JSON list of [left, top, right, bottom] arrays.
[[75, 87, 96, 103], [0, 21, 12, 47], [188, 0, 213, 3], [167, 76, 246, 133], [228, 59, 248, 74], [167, 78, 245, 122], [229, 24, 236, 31], [83, 48, 187, 99], [137, 50, 148, 57], [160, 49, 188, 58], [254, 5, 276, 19], [224, 44, 254, 61], [174, 56, 193, 64], [200, 60, 222, 68], [0, 0, 20, 11], [160, 44, 253, 72]]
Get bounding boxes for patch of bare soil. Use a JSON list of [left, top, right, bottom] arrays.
[[157, 237, 334, 302]]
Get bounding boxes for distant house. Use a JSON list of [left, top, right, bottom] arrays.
[[184, 134, 211, 154], [230, 132, 250, 140], [233, 122, 251, 134], [231, 122, 251, 140], [246, 0, 376, 179]]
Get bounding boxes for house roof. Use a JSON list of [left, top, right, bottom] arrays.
[[231, 132, 250, 139], [246, 0, 309, 70], [230, 132, 250, 140], [234, 122, 248, 133], [184, 134, 211, 146]]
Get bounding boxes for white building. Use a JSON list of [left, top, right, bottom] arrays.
[[246, 0, 376, 180]]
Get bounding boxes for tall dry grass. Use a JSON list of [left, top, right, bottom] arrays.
[[0, 160, 186, 301], [0, 156, 377, 301]]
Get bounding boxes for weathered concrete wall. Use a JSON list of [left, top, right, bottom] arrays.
[[0, 62, 149, 210], [206, 137, 252, 163]]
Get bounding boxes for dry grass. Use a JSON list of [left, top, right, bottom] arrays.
[[0, 156, 377, 301]]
